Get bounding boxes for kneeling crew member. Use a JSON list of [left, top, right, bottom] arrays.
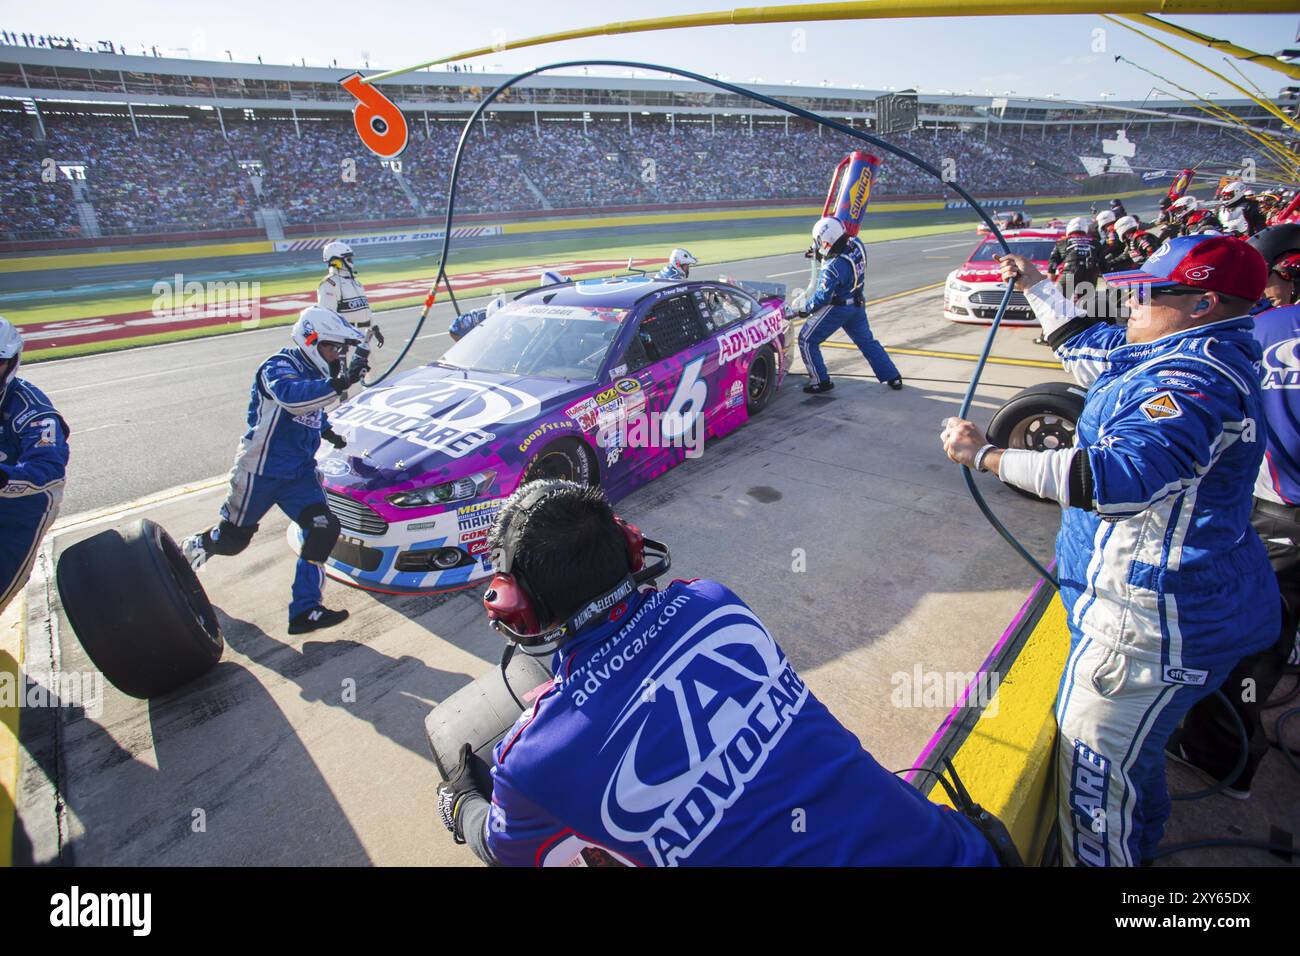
[[941, 236, 1280, 865], [795, 216, 901, 394], [438, 480, 1002, 866], [183, 307, 367, 634], [0, 316, 70, 616]]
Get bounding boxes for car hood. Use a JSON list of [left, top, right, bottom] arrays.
[[321, 364, 586, 489], [953, 259, 1050, 284]]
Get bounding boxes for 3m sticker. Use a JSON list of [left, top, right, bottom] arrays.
[[1140, 391, 1182, 422]]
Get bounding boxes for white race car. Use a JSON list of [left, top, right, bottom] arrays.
[[943, 228, 1065, 326]]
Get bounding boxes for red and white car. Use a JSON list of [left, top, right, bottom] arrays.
[[943, 228, 1065, 326]]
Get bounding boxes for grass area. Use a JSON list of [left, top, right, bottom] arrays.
[[19, 205, 1093, 363]]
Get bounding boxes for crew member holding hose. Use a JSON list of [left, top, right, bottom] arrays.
[[940, 235, 1281, 866], [437, 480, 1004, 866]]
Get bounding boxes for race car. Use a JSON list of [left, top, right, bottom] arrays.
[[976, 210, 1035, 235], [291, 274, 791, 593], [943, 227, 1064, 326]]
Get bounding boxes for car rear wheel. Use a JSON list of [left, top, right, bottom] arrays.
[[746, 346, 776, 416], [523, 438, 595, 487], [56, 519, 224, 699], [986, 381, 1087, 502]]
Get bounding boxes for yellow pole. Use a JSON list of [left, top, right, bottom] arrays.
[[1103, 15, 1300, 135], [1121, 14, 1300, 81], [361, 1, 1300, 84]]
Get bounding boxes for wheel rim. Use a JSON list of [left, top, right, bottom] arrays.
[[530, 448, 582, 482], [1009, 413, 1076, 451], [748, 355, 770, 402]]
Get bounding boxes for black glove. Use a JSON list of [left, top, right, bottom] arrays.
[[437, 743, 493, 844], [328, 358, 350, 395], [345, 348, 370, 386], [370, 326, 385, 349], [321, 427, 347, 450]]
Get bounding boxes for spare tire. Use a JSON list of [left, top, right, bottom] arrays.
[[56, 519, 223, 699], [986, 381, 1087, 502]]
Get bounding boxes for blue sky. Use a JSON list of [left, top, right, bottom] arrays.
[[2, 2, 1296, 102]]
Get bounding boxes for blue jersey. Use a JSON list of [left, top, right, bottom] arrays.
[[656, 264, 688, 281], [1053, 315, 1278, 667], [484, 579, 998, 867], [1251, 303, 1300, 505], [234, 347, 337, 478], [1, 378, 69, 519], [805, 237, 868, 312]]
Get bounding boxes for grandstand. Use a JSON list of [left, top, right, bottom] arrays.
[[0, 44, 1290, 245]]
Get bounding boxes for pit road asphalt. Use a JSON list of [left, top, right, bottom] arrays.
[[21, 228, 990, 516]]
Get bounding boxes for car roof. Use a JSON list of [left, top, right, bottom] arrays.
[[515, 275, 679, 309]]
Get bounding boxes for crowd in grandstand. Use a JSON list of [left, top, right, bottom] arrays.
[[0, 109, 1279, 240]]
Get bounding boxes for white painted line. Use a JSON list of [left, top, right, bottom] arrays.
[[51, 475, 229, 536], [766, 269, 813, 278], [921, 240, 978, 252]]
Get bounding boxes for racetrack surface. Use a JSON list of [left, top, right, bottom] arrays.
[[24, 227, 996, 516]]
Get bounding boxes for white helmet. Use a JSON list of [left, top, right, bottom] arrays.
[[0, 316, 22, 394], [667, 248, 698, 273], [539, 270, 567, 286], [1066, 216, 1089, 235], [1114, 215, 1139, 239], [323, 240, 355, 270], [1171, 195, 1199, 213], [291, 306, 364, 376], [1219, 181, 1247, 205], [1095, 209, 1117, 228], [812, 216, 846, 257]]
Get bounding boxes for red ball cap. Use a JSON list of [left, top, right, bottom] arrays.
[[1103, 234, 1269, 302]]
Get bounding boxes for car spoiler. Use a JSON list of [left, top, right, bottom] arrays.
[[722, 277, 786, 303]]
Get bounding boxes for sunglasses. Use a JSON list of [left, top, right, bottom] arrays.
[[1127, 284, 1204, 305]]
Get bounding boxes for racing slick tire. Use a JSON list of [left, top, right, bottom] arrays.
[[746, 345, 777, 416], [986, 381, 1086, 502], [55, 519, 224, 699], [522, 438, 596, 487], [425, 651, 553, 777]]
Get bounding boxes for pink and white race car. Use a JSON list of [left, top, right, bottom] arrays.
[[943, 228, 1064, 326]]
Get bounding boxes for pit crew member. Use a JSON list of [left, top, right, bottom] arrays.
[[318, 241, 382, 343], [1047, 218, 1101, 305], [0, 317, 69, 616], [448, 272, 569, 342], [1095, 209, 1126, 270], [1114, 215, 1160, 268], [656, 248, 698, 281], [182, 307, 366, 634], [437, 480, 1004, 867], [1217, 181, 1266, 237], [940, 236, 1280, 865], [793, 216, 901, 394], [1173, 224, 1300, 796]]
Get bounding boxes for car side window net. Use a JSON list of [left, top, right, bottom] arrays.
[[637, 294, 708, 364]]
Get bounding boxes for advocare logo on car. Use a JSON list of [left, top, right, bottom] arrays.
[[716, 310, 784, 365], [598, 604, 809, 866], [331, 380, 540, 458]]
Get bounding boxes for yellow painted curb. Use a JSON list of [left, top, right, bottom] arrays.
[[0, 591, 24, 868], [932, 593, 1071, 864]]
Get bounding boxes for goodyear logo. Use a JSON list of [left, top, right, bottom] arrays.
[[1140, 391, 1182, 421], [517, 419, 574, 453], [848, 168, 873, 219]]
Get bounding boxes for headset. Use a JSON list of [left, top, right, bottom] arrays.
[[482, 482, 672, 656]]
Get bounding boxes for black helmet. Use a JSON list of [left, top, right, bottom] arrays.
[[1247, 224, 1300, 267], [1159, 196, 1172, 209]]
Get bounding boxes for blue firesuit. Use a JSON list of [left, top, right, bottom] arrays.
[[209, 347, 342, 620], [461, 579, 1000, 867], [798, 236, 900, 385], [1, 379, 69, 614], [656, 264, 688, 281], [1017, 279, 1280, 866]]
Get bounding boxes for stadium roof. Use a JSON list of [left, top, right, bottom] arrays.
[[0, 45, 1287, 131]]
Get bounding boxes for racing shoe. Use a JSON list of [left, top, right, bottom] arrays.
[[288, 606, 350, 635], [181, 533, 210, 573], [802, 381, 835, 394], [887, 377, 904, 390]]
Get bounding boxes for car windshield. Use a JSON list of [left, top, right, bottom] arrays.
[[969, 239, 1057, 262], [439, 302, 628, 380]]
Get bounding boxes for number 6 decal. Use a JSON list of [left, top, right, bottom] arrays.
[[662, 357, 707, 441], [340, 73, 408, 159]]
